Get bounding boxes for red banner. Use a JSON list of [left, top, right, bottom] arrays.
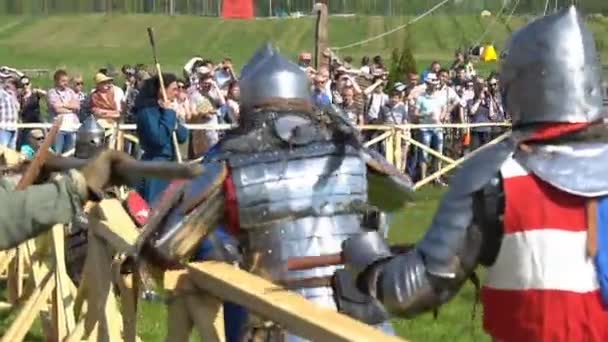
[[222, 0, 254, 19]]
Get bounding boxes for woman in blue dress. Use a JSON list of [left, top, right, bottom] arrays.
[[134, 73, 188, 204]]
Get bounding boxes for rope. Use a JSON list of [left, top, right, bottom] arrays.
[[505, 0, 522, 27], [474, 0, 511, 46], [330, 0, 451, 51]]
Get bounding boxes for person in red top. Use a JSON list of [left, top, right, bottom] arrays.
[[343, 6, 608, 342]]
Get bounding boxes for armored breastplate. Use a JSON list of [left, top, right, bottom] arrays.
[[227, 142, 370, 306]]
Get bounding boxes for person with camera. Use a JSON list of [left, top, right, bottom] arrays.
[[467, 80, 496, 150], [214, 57, 236, 91], [188, 72, 225, 157]]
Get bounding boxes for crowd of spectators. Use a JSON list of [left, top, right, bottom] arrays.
[[0, 49, 508, 188]]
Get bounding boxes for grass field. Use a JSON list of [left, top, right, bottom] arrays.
[[0, 187, 489, 342], [0, 13, 606, 89]]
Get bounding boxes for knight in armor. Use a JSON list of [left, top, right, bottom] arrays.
[[66, 115, 107, 283], [343, 7, 608, 341], [143, 43, 413, 341]]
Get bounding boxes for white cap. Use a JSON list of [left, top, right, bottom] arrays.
[[424, 73, 439, 84]]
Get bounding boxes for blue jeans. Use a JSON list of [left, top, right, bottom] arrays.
[[54, 131, 76, 154], [0, 129, 17, 150], [420, 129, 444, 163]]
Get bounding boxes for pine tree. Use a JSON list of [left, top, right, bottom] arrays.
[[387, 31, 417, 89]]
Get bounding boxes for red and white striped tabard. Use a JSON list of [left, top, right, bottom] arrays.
[[481, 156, 608, 342]]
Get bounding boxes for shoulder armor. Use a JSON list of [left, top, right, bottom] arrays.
[[515, 141, 608, 197], [447, 138, 515, 198]]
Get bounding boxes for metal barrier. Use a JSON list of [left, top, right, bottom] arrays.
[[1, 121, 512, 188]]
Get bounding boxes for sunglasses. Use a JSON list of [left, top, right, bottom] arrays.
[[33, 136, 44, 141], [75, 82, 83, 86], [489, 82, 498, 86]]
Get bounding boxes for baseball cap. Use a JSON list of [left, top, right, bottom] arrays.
[[424, 73, 439, 84]]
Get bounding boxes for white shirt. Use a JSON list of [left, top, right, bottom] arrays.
[[366, 92, 389, 121]]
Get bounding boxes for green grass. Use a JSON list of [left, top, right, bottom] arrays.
[[0, 13, 606, 89], [0, 187, 489, 342]]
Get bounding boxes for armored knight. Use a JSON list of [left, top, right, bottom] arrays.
[[344, 7, 608, 342], [140, 43, 413, 340], [66, 115, 106, 283]]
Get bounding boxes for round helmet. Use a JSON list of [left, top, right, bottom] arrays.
[[239, 43, 312, 114], [75, 115, 105, 159], [500, 6, 604, 127]]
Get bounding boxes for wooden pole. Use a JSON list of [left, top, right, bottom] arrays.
[[314, 1, 329, 70]]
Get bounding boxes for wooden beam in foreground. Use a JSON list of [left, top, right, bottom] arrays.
[[184, 261, 406, 342]]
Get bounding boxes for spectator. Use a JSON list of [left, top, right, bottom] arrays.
[[487, 73, 507, 137], [360, 56, 371, 74], [121, 64, 137, 92], [452, 66, 468, 88], [47, 69, 81, 154], [172, 79, 193, 121], [19, 128, 49, 160], [437, 69, 464, 122], [413, 73, 445, 185], [342, 56, 353, 70], [339, 87, 363, 125], [363, 74, 388, 123], [298, 52, 313, 71], [450, 50, 466, 72], [220, 80, 240, 124], [134, 73, 187, 204], [214, 57, 236, 90], [467, 81, 496, 150], [380, 88, 410, 172], [331, 71, 362, 105], [0, 78, 20, 149], [17, 76, 46, 148], [71, 76, 87, 120], [90, 73, 122, 126], [421, 61, 441, 82], [189, 74, 225, 157], [371, 55, 385, 74], [123, 72, 148, 124], [97, 67, 126, 104], [405, 72, 425, 104], [311, 74, 331, 109], [461, 79, 475, 103]]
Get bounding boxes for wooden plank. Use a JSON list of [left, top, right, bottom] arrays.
[[50, 224, 76, 340], [82, 226, 123, 342], [1, 269, 55, 342], [165, 270, 224, 342], [0, 249, 15, 275], [186, 262, 406, 342], [90, 199, 140, 255], [113, 259, 138, 342], [166, 295, 194, 342]]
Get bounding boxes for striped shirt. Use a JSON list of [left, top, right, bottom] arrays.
[[0, 88, 19, 130], [47, 87, 81, 132], [482, 156, 608, 342]]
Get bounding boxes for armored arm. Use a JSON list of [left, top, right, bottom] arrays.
[[376, 175, 503, 317], [347, 140, 513, 317]]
